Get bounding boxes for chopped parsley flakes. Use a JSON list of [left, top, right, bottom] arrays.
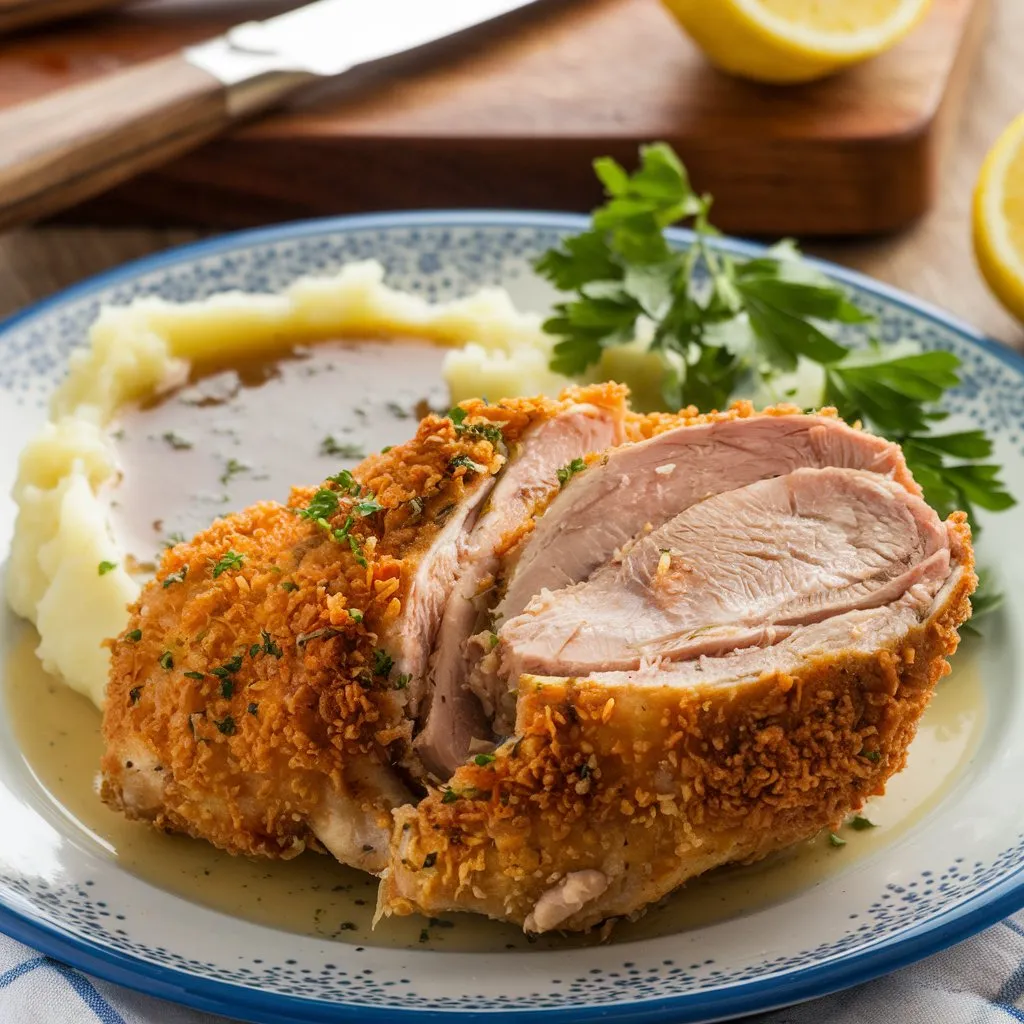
[[473, 753, 496, 766], [161, 431, 192, 450], [162, 565, 188, 588], [125, 628, 142, 643], [557, 458, 587, 487], [219, 458, 249, 486], [97, 560, 117, 576], [215, 716, 236, 736], [372, 648, 393, 677], [449, 454, 487, 475], [210, 654, 244, 678], [211, 550, 244, 578], [320, 436, 366, 459], [158, 651, 174, 670], [827, 831, 847, 848]]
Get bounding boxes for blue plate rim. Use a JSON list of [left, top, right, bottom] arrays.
[[1, 209, 1022, 1024]]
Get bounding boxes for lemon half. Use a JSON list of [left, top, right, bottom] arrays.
[[974, 112, 1024, 324], [661, 0, 934, 84]]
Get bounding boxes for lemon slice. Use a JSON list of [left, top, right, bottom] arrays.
[[974, 112, 1024, 324], [660, 0, 933, 84]]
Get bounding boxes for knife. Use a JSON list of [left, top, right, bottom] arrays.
[[0, 0, 545, 231]]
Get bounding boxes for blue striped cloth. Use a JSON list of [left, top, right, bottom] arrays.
[[4, 917, 1024, 1023]]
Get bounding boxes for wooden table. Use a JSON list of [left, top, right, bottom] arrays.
[[1, 0, 1022, 353]]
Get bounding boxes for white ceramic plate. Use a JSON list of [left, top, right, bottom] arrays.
[[0, 213, 1021, 1024]]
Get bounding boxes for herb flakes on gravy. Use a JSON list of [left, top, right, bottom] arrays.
[[6, 261, 546, 708]]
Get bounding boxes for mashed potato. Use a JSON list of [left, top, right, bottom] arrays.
[[8, 262, 551, 709]]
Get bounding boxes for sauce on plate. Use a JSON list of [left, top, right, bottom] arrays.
[[5, 628, 985, 952], [103, 337, 448, 567]]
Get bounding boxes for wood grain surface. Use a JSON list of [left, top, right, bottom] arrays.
[[0, 0, 125, 34], [0, 53, 230, 231], [1, 0, 1022, 355], [0, 0, 990, 235]]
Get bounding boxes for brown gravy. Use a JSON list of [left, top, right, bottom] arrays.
[[103, 338, 448, 566]]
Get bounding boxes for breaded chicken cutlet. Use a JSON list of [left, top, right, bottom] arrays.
[[101, 390, 975, 932]]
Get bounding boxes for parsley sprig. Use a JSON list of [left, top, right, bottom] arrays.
[[535, 142, 1015, 531]]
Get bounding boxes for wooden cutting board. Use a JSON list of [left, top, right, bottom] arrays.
[[0, 0, 988, 236]]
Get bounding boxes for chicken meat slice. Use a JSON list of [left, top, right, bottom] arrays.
[[101, 386, 626, 869], [415, 401, 626, 778]]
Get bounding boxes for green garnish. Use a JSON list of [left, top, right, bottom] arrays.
[[280, 581, 299, 592], [394, 673, 411, 690], [97, 560, 117, 576], [556, 458, 587, 487], [326, 469, 361, 495], [129, 686, 142, 705], [828, 831, 846, 848], [349, 609, 364, 624], [125, 628, 142, 643], [449, 454, 487, 475], [862, 750, 882, 764], [247, 702, 259, 716], [161, 431, 192, 450], [158, 651, 174, 670], [381, 446, 393, 453], [297, 627, 342, 647], [447, 407, 507, 452], [535, 142, 1015, 539], [320, 436, 365, 459], [473, 753, 496, 766], [298, 488, 340, 522], [372, 649, 394, 677], [422, 852, 438, 868], [353, 495, 384, 517], [215, 716, 236, 736], [440, 788, 460, 804], [184, 671, 206, 680], [220, 678, 234, 699], [162, 565, 188, 588], [849, 815, 876, 831], [219, 458, 248, 486], [210, 654, 244, 678], [259, 629, 283, 659], [211, 550, 244, 578]]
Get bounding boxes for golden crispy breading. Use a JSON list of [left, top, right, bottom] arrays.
[[101, 385, 628, 861]]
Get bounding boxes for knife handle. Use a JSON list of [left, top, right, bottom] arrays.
[[0, 0, 125, 34], [0, 53, 294, 231]]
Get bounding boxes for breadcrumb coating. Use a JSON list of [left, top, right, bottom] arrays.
[[101, 384, 628, 862]]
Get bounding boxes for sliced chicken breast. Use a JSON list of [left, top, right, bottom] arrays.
[[415, 401, 626, 777]]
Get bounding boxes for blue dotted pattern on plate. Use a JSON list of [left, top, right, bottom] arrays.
[[1, 217, 1023, 1013], [2, 845, 1022, 1010]]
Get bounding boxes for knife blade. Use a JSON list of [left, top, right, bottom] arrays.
[[0, 0, 547, 230]]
